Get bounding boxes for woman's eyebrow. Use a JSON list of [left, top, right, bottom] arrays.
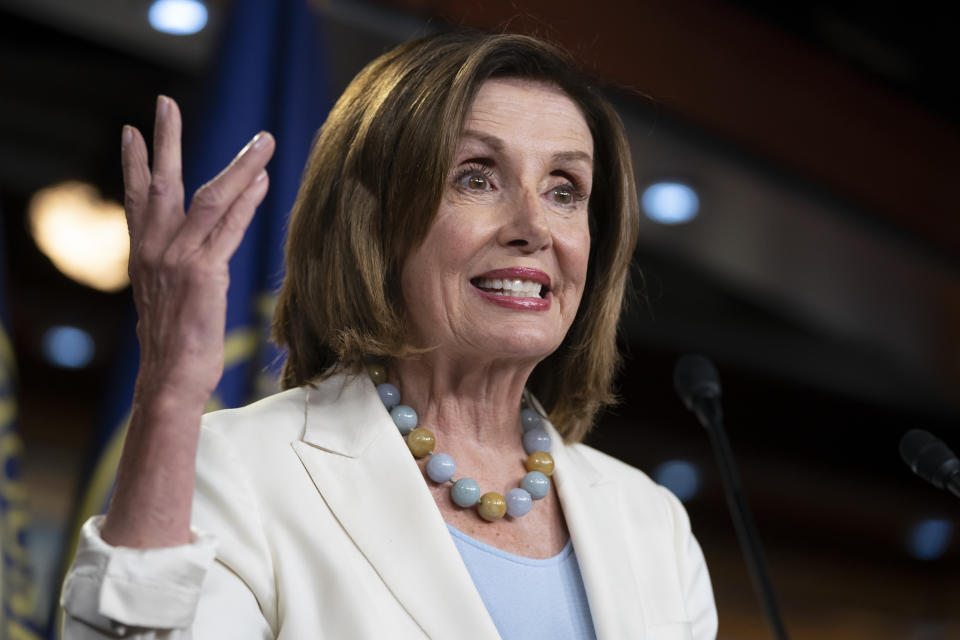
[[552, 150, 593, 165], [459, 130, 504, 152], [458, 130, 592, 165]]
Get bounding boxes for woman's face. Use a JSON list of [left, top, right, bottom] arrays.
[[400, 78, 593, 366]]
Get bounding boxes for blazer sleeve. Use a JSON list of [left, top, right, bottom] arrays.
[[60, 426, 276, 639], [660, 486, 718, 640]]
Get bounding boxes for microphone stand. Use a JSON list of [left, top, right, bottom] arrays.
[[695, 399, 790, 640]]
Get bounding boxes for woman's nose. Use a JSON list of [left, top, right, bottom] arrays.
[[497, 188, 551, 251]]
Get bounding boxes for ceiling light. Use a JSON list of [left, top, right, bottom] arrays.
[[148, 0, 208, 36], [653, 459, 701, 502], [28, 181, 130, 292], [907, 518, 954, 560], [42, 326, 95, 369], [641, 181, 700, 225]]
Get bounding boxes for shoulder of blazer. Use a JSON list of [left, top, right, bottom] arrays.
[[563, 441, 681, 524], [198, 373, 392, 460], [565, 442, 660, 487], [200, 385, 310, 448]]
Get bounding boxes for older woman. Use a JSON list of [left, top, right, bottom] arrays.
[[62, 32, 717, 639]]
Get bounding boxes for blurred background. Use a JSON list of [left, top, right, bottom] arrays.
[[1, 0, 958, 637]]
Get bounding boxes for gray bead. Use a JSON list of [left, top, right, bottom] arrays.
[[505, 488, 532, 517], [451, 478, 480, 507], [521, 408, 543, 432], [522, 428, 551, 455], [426, 453, 456, 483], [390, 405, 418, 434], [377, 383, 400, 409], [521, 471, 550, 500]]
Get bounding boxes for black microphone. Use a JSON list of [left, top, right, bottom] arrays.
[[899, 429, 960, 499], [674, 354, 723, 427], [674, 355, 790, 640]]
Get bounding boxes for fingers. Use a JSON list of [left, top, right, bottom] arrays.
[[176, 131, 276, 252], [121, 125, 151, 234], [149, 95, 185, 214], [121, 96, 275, 271], [207, 169, 270, 262]]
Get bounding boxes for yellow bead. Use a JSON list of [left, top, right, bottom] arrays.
[[406, 427, 435, 458], [366, 363, 387, 385], [477, 492, 507, 522], [525, 451, 555, 476]]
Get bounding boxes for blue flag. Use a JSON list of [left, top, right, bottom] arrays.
[[184, 0, 331, 408], [58, 0, 330, 631], [1, 206, 43, 638]]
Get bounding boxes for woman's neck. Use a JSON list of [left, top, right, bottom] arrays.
[[389, 354, 535, 450]]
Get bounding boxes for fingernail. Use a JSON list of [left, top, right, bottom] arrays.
[[156, 95, 169, 119], [238, 134, 260, 157], [251, 132, 268, 150], [121, 125, 132, 148], [255, 169, 268, 182]]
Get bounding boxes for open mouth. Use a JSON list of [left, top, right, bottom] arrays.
[[471, 277, 549, 299]]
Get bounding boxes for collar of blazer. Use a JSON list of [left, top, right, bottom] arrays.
[[291, 373, 648, 639]]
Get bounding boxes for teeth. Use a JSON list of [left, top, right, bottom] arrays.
[[475, 277, 543, 297]]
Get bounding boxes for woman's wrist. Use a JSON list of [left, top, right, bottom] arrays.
[[133, 370, 213, 419]]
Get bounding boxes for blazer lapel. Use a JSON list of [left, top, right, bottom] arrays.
[[549, 423, 648, 639], [291, 374, 500, 639]]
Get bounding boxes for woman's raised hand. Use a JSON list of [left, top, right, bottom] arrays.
[[122, 95, 275, 404], [101, 96, 275, 547]]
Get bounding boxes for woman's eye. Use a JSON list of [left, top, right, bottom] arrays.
[[551, 185, 574, 205], [467, 174, 489, 190], [549, 183, 584, 207], [455, 164, 495, 192]]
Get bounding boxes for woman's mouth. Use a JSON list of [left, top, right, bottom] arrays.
[[471, 277, 549, 298]]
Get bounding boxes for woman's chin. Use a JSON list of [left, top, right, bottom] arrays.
[[460, 331, 562, 365]]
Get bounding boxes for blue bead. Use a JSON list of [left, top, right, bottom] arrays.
[[451, 478, 480, 507], [522, 428, 551, 455], [521, 408, 543, 432], [390, 405, 418, 434], [521, 471, 550, 500], [377, 383, 400, 409], [426, 453, 456, 483], [505, 488, 533, 517]]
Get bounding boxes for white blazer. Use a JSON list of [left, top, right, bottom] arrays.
[[62, 374, 717, 639]]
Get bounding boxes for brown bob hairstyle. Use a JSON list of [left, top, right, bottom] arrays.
[[272, 30, 639, 442]]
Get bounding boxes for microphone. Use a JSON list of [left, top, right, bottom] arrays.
[[673, 354, 723, 428], [899, 429, 960, 499], [674, 355, 790, 640]]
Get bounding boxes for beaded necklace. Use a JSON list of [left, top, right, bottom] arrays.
[[367, 363, 555, 522]]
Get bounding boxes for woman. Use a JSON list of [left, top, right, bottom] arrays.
[[62, 31, 717, 639]]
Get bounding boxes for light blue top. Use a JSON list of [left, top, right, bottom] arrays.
[[447, 524, 598, 640]]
